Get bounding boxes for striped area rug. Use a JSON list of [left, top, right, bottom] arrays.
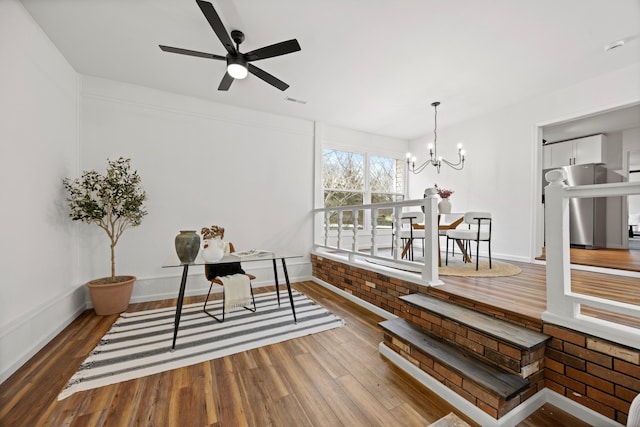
[[58, 290, 344, 400]]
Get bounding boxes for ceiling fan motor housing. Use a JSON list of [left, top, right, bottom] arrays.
[[231, 30, 245, 46]]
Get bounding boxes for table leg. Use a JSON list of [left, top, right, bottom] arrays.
[[171, 264, 189, 350], [455, 239, 472, 263], [281, 258, 297, 323], [272, 258, 281, 306], [401, 239, 412, 259]]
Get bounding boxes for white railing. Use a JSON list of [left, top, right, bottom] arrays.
[[313, 189, 443, 285], [543, 169, 640, 349]]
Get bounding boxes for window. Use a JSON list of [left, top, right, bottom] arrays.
[[369, 155, 405, 227], [322, 149, 404, 229]]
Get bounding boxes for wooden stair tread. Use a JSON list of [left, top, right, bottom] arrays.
[[401, 293, 549, 350], [380, 318, 529, 400]]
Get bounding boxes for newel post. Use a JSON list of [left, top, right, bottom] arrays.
[[422, 188, 443, 285], [544, 169, 575, 317]]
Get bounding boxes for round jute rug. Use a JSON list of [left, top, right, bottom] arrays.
[[439, 259, 521, 277]]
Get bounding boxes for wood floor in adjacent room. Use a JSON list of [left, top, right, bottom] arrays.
[[0, 282, 590, 427]]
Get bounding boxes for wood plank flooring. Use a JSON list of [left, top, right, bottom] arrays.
[[536, 247, 640, 272], [0, 282, 591, 427], [432, 261, 640, 329]]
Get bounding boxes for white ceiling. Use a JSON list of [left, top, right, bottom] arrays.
[[19, 0, 640, 140]]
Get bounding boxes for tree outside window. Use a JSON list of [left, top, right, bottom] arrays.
[[323, 149, 404, 230]]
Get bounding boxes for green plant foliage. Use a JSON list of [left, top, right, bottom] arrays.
[[63, 158, 147, 279]]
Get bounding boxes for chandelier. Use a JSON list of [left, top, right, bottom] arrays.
[[406, 101, 465, 174]]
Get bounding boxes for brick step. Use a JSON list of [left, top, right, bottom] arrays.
[[380, 318, 530, 402], [400, 293, 550, 377], [401, 293, 549, 350]]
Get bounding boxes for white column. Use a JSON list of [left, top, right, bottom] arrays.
[[544, 169, 575, 317], [422, 188, 443, 285]]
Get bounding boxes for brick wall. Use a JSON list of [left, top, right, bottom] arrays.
[[544, 324, 640, 425], [311, 254, 419, 316]]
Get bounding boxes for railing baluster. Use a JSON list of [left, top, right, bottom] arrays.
[[393, 206, 402, 260], [371, 207, 378, 256], [350, 208, 358, 261], [337, 210, 343, 250], [324, 211, 330, 247]]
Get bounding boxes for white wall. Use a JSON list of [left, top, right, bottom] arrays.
[[407, 63, 640, 262], [0, 0, 81, 383], [78, 76, 316, 302]]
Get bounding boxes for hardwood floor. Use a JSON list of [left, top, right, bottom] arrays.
[[0, 282, 592, 427], [536, 246, 640, 272], [432, 260, 640, 329]]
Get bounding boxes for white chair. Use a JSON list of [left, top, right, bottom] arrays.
[[446, 212, 492, 270], [439, 213, 463, 258], [393, 211, 425, 260], [203, 242, 256, 322]]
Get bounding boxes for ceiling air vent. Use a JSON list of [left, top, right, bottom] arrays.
[[285, 96, 307, 105]]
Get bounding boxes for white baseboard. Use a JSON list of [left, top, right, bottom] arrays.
[[543, 389, 623, 427], [0, 286, 87, 384], [311, 276, 397, 320]]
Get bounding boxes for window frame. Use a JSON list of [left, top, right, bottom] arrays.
[[321, 145, 407, 232]]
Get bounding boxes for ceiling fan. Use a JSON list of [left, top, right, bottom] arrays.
[[159, 0, 301, 91]]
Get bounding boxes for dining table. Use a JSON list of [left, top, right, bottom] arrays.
[[401, 213, 471, 266]]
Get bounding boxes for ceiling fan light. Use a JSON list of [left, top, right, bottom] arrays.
[[227, 63, 248, 79]]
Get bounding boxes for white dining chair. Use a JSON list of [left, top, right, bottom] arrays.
[[392, 211, 425, 260], [446, 212, 492, 270]]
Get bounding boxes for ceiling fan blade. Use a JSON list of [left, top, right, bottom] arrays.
[[248, 64, 289, 91], [245, 39, 301, 62], [218, 72, 234, 91], [159, 45, 226, 61], [196, 0, 236, 55]]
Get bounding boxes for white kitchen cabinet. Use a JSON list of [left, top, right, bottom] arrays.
[[543, 134, 605, 169]]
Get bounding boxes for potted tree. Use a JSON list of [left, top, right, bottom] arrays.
[[63, 157, 148, 315]]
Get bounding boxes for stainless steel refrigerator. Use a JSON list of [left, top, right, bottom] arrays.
[[543, 163, 620, 249]]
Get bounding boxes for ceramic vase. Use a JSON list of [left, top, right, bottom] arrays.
[[202, 237, 225, 262], [438, 198, 452, 214], [175, 230, 200, 263]]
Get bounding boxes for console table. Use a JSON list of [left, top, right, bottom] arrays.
[[163, 251, 302, 350]]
